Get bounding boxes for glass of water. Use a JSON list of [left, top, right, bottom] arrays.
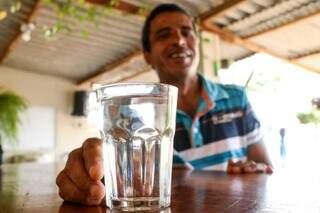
[[96, 83, 178, 211]]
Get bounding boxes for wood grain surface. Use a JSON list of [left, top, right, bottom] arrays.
[[1, 162, 320, 212]]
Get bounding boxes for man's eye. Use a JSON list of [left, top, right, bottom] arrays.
[[157, 33, 169, 39], [182, 29, 191, 37]]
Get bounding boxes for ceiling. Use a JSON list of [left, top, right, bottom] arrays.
[[0, 0, 319, 89]]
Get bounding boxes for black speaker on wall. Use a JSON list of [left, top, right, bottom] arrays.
[[71, 91, 88, 116]]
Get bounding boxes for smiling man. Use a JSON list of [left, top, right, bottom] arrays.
[[56, 3, 273, 206], [142, 4, 272, 171]]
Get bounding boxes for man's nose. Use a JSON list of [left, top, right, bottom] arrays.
[[172, 32, 186, 46]]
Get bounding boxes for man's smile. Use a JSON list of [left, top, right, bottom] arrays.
[[167, 49, 193, 65], [169, 50, 192, 59]]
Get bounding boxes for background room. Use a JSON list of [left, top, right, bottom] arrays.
[[0, 0, 319, 170]]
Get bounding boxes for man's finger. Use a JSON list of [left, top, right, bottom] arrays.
[[256, 163, 268, 173], [243, 161, 273, 174], [82, 138, 104, 181], [57, 171, 105, 206], [56, 171, 87, 204], [266, 165, 274, 174], [243, 160, 257, 173], [231, 165, 243, 174], [227, 160, 244, 174], [65, 149, 95, 192]]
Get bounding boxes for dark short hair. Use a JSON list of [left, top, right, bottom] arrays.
[[141, 3, 196, 52]]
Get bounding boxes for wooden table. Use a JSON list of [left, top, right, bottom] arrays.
[[1, 162, 320, 212]]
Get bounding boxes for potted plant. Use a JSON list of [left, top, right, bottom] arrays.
[[0, 88, 28, 165]]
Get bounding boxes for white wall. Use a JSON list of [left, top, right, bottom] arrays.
[[16, 106, 56, 150], [0, 66, 96, 156]]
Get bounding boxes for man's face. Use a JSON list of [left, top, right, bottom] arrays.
[[144, 12, 199, 81]]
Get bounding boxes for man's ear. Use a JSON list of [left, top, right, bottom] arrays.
[[143, 51, 153, 66]]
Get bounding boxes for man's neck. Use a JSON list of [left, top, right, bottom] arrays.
[[178, 75, 199, 97], [160, 73, 201, 118], [159, 73, 200, 96]]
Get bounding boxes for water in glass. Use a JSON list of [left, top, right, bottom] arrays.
[[99, 93, 176, 211]]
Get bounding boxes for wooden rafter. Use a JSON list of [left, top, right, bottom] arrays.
[[245, 10, 320, 39], [201, 0, 248, 25], [77, 51, 143, 88], [116, 66, 152, 83], [0, 0, 41, 64], [75, 0, 150, 88], [291, 50, 320, 61], [201, 21, 320, 73], [201, 22, 282, 57], [85, 0, 148, 16]]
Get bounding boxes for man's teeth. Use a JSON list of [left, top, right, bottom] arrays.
[[171, 52, 190, 58]]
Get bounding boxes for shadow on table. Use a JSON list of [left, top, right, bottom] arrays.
[[59, 202, 106, 213], [59, 202, 171, 213]]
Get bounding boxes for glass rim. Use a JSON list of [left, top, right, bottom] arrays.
[[95, 82, 178, 101], [95, 82, 177, 91]]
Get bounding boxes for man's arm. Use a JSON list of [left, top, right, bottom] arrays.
[[226, 86, 273, 174], [247, 142, 272, 165]]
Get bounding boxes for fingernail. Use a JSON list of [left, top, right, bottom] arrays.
[[89, 166, 96, 179], [89, 166, 101, 180], [256, 163, 266, 172], [90, 160, 104, 179]]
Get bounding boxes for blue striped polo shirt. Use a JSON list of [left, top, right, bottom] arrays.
[[173, 74, 262, 171]]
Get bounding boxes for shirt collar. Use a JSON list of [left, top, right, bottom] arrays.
[[176, 73, 229, 119], [198, 73, 229, 101]]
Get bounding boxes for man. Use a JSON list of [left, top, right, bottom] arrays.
[[56, 3, 273, 205]]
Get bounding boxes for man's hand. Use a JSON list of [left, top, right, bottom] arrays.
[[227, 159, 273, 174], [56, 138, 105, 205]]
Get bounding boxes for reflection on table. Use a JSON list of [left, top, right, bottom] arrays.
[[1, 162, 320, 212]]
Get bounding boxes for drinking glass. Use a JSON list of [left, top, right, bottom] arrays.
[[96, 83, 178, 211]]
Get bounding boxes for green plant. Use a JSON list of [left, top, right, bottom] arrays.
[[40, 0, 153, 39], [297, 109, 320, 125], [0, 88, 28, 145], [2, 0, 153, 39]]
